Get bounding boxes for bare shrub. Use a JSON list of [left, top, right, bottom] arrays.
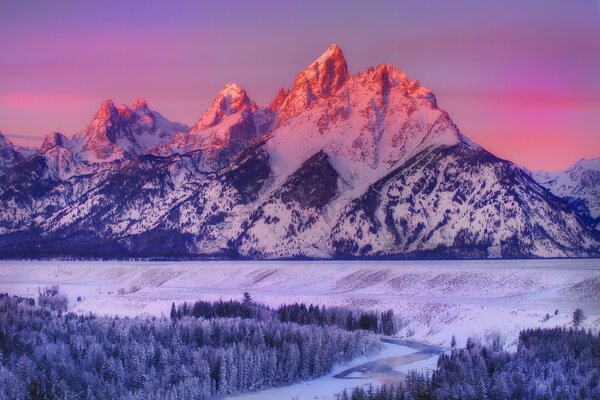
[[37, 285, 68, 312]]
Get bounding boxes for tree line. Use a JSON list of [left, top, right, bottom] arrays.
[[171, 294, 397, 335], [336, 327, 600, 400], [0, 292, 382, 400]]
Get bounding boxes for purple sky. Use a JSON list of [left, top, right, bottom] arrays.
[[1, 0, 599, 170]]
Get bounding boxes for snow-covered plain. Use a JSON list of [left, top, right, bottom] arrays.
[[0, 259, 598, 399], [1, 259, 598, 349]]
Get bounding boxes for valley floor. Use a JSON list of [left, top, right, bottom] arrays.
[[225, 338, 442, 400], [1, 258, 598, 398], [1, 258, 598, 351]]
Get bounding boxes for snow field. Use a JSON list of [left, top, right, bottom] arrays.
[[0, 258, 598, 350]]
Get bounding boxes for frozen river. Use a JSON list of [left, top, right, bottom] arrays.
[[225, 337, 444, 400]]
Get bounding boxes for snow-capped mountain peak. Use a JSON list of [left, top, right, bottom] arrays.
[[277, 44, 349, 122], [266, 44, 461, 195], [77, 99, 188, 163], [297, 43, 349, 97], [131, 97, 150, 113], [164, 84, 266, 168], [0, 132, 25, 171], [193, 83, 253, 131], [0, 45, 598, 259], [532, 156, 600, 228], [573, 157, 600, 173], [40, 132, 68, 153]]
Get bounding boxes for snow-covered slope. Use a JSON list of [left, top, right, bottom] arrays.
[[157, 83, 273, 171], [75, 98, 188, 163], [0, 45, 598, 258], [29, 100, 190, 180], [330, 144, 598, 258], [0, 132, 25, 173], [34, 132, 93, 180], [266, 44, 460, 191], [1, 259, 598, 349], [532, 158, 600, 230]]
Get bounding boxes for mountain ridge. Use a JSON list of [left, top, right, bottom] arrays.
[[531, 157, 600, 231], [0, 45, 598, 259]]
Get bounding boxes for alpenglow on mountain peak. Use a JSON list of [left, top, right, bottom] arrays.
[[278, 43, 349, 114], [0, 43, 598, 259], [194, 82, 253, 131], [301, 43, 349, 95]]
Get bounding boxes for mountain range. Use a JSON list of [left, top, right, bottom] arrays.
[[1, 44, 598, 259], [530, 159, 600, 231]]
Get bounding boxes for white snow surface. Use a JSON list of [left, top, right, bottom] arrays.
[[33, 99, 189, 179], [225, 340, 419, 400], [265, 61, 461, 195], [532, 157, 600, 221], [0, 132, 25, 170], [1, 259, 598, 399], [1, 259, 598, 349]]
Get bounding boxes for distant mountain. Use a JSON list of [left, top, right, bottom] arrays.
[[0, 132, 25, 173], [77, 98, 189, 163], [155, 83, 274, 170], [532, 158, 600, 231], [0, 44, 598, 258], [28, 99, 189, 181]]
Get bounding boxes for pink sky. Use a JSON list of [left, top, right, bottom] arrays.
[[1, 1, 599, 171]]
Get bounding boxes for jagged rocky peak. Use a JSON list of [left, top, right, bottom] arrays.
[[275, 44, 439, 125], [368, 64, 407, 93], [89, 98, 152, 128], [269, 87, 290, 111], [79, 98, 187, 162], [100, 98, 116, 112], [276, 44, 349, 121], [194, 83, 253, 131], [79, 100, 125, 161], [131, 97, 150, 113], [0, 131, 25, 170], [86, 99, 125, 133], [97, 99, 118, 119], [291, 44, 348, 99], [0, 131, 10, 147], [361, 63, 437, 108], [84, 99, 123, 137], [296, 43, 349, 98], [40, 132, 68, 153]]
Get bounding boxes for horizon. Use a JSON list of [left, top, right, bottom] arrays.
[[1, 0, 599, 171]]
